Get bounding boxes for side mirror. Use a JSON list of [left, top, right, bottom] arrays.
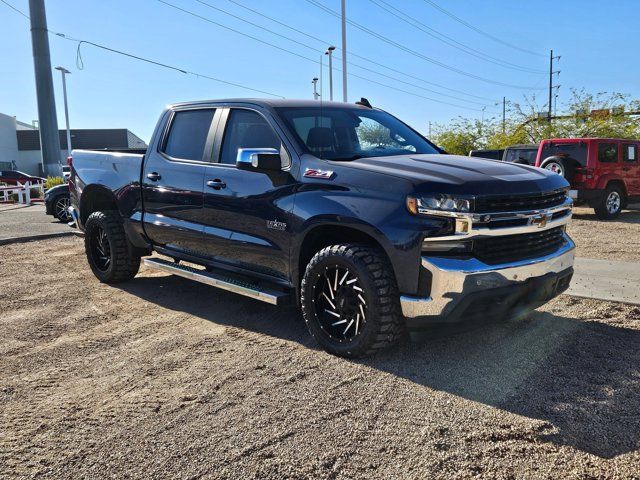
[[236, 148, 282, 171]]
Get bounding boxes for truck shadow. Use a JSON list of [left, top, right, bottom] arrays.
[[118, 274, 640, 459]]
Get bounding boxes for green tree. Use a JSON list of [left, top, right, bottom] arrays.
[[431, 89, 640, 154]]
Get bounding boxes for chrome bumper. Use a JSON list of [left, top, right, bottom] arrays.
[[400, 235, 575, 323]]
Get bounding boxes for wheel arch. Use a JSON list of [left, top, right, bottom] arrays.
[[294, 221, 398, 293], [79, 185, 121, 226]]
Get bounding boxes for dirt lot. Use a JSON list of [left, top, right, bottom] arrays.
[[568, 206, 640, 261], [1, 236, 639, 479]]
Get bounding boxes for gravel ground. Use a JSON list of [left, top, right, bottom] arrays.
[[0, 204, 72, 243], [1, 236, 639, 479], [568, 206, 640, 261]]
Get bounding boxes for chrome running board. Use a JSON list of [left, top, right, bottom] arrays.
[[143, 257, 290, 306]]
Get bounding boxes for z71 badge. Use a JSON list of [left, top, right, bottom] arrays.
[[303, 168, 334, 179], [266, 219, 287, 231]]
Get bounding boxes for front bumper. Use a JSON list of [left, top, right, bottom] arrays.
[[400, 235, 575, 327]]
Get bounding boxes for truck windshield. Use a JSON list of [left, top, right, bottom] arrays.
[[275, 107, 439, 160]]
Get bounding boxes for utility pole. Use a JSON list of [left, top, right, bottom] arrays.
[[341, 0, 348, 102], [29, 0, 61, 177], [548, 49, 560, 123], [502, 96, 506, 134], [312, 77, 320, 100], [326, 46, 335, 101], [55, 66, 72, 157], [428, 121, 432, 137]]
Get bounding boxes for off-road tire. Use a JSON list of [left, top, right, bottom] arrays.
[[301, 244, 404, 358], [84, 210, 140, 283], [594, 184, 624, 220]]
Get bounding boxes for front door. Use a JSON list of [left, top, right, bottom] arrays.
[[199, 107, 297, 281], [142, 107, 219, 254]]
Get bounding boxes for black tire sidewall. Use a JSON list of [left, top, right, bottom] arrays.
[[84, 212, 115, 282], [301, 246, 397, 358]]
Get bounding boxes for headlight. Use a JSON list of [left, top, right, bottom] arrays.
[[406, 194, 471, 215]]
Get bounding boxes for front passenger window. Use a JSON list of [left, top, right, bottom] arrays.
[[220, 110, 281, 165]]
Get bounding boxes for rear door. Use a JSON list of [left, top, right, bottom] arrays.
[[621, 142, 640, 195], [596, 141, 621, 188], [198, 106, 297, 281], [142, 107, 220, 254]]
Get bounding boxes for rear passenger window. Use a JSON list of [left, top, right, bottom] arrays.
[[623, 144, 637, 162], [598, 143, 618, 163], [163, 109, 215, 161]]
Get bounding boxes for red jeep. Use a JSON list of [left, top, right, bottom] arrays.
[[535, 138, 640, 219]]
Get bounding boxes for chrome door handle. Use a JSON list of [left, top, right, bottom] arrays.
[[206, 179, 226, 190], [146, 172, 161, 181]]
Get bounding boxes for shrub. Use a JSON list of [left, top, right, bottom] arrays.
[[44, 176, 65, 190]]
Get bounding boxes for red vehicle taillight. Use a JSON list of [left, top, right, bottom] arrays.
[[66, 155, 73, 166]]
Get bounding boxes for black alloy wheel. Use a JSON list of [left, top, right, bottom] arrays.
[[313, 264, 367, 342], [53, 195, 71, 222]]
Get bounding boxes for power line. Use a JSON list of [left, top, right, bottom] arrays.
[[160, 0, 497, 112], [0, 0, 28, 18], [222, 0, 498, 102], [58, 33, 287, 98], [189, 0, 492, 106], [0, 0, 287, 98], [306, 0, 543, 89], [368, 0, 545, 74], [422, 0, 545, 57]]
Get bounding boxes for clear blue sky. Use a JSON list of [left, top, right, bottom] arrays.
[[2, 0, 639, 142]]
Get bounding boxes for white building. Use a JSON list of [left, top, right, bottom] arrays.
[[0, 112, 147, 176]]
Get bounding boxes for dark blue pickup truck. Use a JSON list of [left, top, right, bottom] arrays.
[[68, 99, 575, 358]]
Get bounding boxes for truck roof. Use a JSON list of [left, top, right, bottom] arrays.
[[168, 98, 375, 110]]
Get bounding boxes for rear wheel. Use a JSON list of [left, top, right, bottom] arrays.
[[594, 184, 624, 220], [301, 244, 404, 358], [84, 210, 140, 283]]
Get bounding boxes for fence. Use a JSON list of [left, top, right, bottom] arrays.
[[0, 181, 45, 205]]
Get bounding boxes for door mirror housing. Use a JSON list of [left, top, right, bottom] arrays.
[[236, 148, 282, 171]]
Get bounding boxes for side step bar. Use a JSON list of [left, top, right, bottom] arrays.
[[143, 257, 290, 306]]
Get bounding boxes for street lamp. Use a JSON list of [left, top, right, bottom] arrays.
[[312, 77, 320, 100], [55, 66, 72, 159], [325, 46, 336, 101]]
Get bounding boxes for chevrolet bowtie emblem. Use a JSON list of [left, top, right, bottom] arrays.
[[531, 213, 551, 228]]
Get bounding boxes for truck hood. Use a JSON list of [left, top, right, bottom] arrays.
[[335, 154, 568, 195]]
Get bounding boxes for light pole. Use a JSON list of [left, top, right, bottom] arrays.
[[341, 0, 347, 102], [312, 77, 320, 100], [55, 66, 72, 159], [326, 46, 336, 101]]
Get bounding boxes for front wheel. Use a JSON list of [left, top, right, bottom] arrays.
[[53, 194, 71, 222], [301, 244, 404, 358], [594, 185, 624, 220], [84, 210, 140, 283]]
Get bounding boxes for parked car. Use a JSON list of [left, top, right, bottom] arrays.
[[469, 148, 504, 160], [503, 144, 539, 165], [69, 99, 575, 358], [0, 170, 46, 185], [62, 165, 71, 181], [535, 138, 640, 219], [44, 183, 71, 222]]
